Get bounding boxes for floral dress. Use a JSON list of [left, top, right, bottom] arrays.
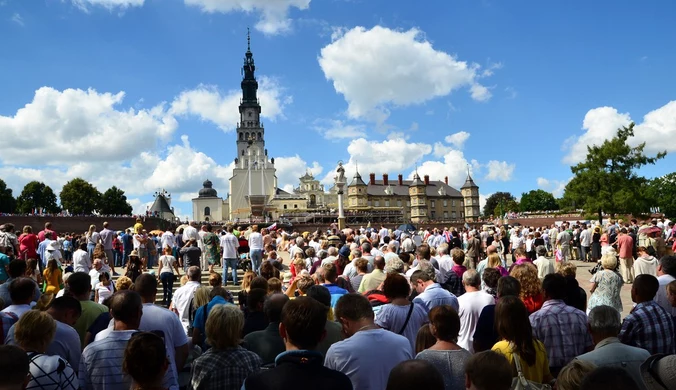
[[588, 269, 624, 313], [202, 232, 220, 266]]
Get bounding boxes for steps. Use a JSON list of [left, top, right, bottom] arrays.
[[112, 266, 246, 305]]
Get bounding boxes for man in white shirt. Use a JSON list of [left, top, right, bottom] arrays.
[[457, 270, 495, 353], [170, 266, 202, 334], [655, 255, 676, 316], [579, 223, 592, 262], [161, 230, 176, 250], [182, 221, 199, 243], [435, 243, 453, 285], [99, 222, 117, 275], [249, 225, 264, 272], [134, 274, 189, 390], [401, 234, 415, 253], [325, 294, 412, 390], [220, 225, 240, 286], [321, 247, 339, 266], [378, 225, 389, 244], [72, 242, 92, 273], [88, 260, 104, 290], [0, 278, 36, 318]]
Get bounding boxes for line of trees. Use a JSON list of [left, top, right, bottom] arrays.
[[0, 178, 133, 215]]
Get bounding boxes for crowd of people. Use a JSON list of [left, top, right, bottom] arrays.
[[0, 218, 675, 390]]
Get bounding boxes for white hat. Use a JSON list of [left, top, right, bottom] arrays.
[[47, 241, 59, 251]]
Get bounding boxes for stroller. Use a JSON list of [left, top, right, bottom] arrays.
[[238, 236, 251, 271]]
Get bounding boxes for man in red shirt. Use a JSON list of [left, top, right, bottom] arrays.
[[37, 222, 56, 243], [616, 227, 635, 283]]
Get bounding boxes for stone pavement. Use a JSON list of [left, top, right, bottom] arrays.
[[571, 259, 634, 316]]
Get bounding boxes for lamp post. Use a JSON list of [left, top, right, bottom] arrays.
[[334, 161, 347, 230]]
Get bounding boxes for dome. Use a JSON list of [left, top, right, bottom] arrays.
[[198, 179, 218, 198]]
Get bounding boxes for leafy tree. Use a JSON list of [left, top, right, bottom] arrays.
[[483, 192, 518, 217], [562, 123, 665, 223], [0, 179, 17, 213], [519, 189, 559, 212], [99, 186, 133, 215], [15, 181, 60, 214], [60, 178, 102, 215], [647, 173, 676, 218]]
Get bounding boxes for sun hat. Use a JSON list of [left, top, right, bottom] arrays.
[[129, 249, 140, 258], [338, 246, 351, 258], [640, 354, 676, 390], [47, 241, 59, 251]]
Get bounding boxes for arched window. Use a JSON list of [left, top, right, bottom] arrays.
[[204, 206, 211, 216], [258, 132, 262, 140], [283, 204, 288, 209], [239, 132, 243, 140]]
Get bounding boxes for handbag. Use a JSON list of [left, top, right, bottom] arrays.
[[511, 351, 552, 390]]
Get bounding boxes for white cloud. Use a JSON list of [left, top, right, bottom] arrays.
[[537, 177, 569, 198], [444, 131, 470, 149], [320, 137, 432, 185], [0, 86, 177, 166], [274, 156, 323, 192], [563, 101, 676, 164], [312, 119, 366, 140], [484, 160, 515, 182], [11, 13, 23, 26], [318, 26, 494, 122], [183, 0, 311, 35], [170, 77, 290, 131], [479, 193, 490, 212], [71, 0, 144, 12]]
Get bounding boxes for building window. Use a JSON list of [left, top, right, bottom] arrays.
[[397, 199, 402, 207], [385, 200, 390, 207], [351, 199, 356, 206], [451, 211, 456, 219], [443, 200, 448, 207], [406, 201, 411, 207], [375, 200, 380, 207], [294, 204, 298, 209], [283, 204, 287, 209], [248, 111, 253, 117], [358, 188, 362, 193], [204, 207, 211, 216], [444, 211, 448, 218], [431, 200, 436, 208], [461, 212, 464, 218], [368, 200, 372, 207], [460, 201, 464, 207], [431, 211, 436, 219], [239, 132, 243, 140], [452, 200, 456, 207]]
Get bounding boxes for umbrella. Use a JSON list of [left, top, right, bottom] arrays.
[[512, 222, 522, 226], [639, 226, 662, 235], [397, 223, 416, 233], [149, 229, 164, 235]]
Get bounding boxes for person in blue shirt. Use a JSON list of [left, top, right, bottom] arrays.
[[411, 269, 459, 313], [192, 286, 234, 350], [121, 229, 133, 267], [317, 263, 348, 308]]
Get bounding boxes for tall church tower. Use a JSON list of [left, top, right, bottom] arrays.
[[461, 171, 480, 222], [229, 30, 277, 221]]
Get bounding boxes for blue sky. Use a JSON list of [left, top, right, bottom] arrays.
[[1, 0, 675, 219]]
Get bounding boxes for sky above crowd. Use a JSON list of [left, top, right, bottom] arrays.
[[1, 0, 675, 220]]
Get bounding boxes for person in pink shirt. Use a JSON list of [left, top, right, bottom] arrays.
[[615, 228, 635, 284], [18, 225, 39, 261], [37, 222, 56, 243]]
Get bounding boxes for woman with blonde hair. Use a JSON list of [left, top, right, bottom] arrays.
[[26, 258, 42, 285], [510, 263, 543, 313], [15, 310, 77, 389], [487, 253, 508, 276], [92, 243, 110, 270], [86, 224, 100, 260], [115, 275, 133, 291], [556, 360, 596, 390], [588, 253, 624, 313], [42, 259, 62, 294]]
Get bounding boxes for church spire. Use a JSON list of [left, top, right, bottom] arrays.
[[241, 29, 258, 103]]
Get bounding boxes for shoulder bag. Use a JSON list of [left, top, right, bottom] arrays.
[[511, 351, 552, 390]]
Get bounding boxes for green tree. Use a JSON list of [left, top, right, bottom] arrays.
[[562, 123, 665, 223], [0, 179, 17, 213], [99, 186, 133, 215], [647, 173, 676, 218], [519, 189, 559, 212], [60, 178, 102, 215], [15, 181, 60, 214], [483, 192, 518, 217]]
